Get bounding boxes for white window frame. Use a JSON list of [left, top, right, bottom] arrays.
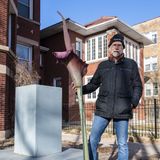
[[145, 81, 159, 97], [124, 37, 140, 66], [144, 31, 158, 44], [85, 33, 107, 63], [145, 82, 152, 97], [75, 38, 82, 59], [16, 43, 32, 69], [144, 56, 158, 72], [153, 82, 158, 96]]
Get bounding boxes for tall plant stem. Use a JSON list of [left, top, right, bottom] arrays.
[[77, 86, 89, 160]]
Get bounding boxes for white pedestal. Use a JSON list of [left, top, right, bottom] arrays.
[[14, 84, 62, 157]]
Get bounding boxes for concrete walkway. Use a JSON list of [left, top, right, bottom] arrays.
[[0, 132, 160, 160], [62, 133, 160, 159], [0, 148, 83, 160]]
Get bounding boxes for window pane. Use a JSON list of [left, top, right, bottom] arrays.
[[146, 89, 151, 96], [87, 93, 91, 99], [128, 42, 131, 58], [53, 77, 62, 87], [152, 63, 157, 70], [145, 83, 151, 96], [98, 37, 102, 58], [18, 0, 30, 18], [92, 91, 96, 98], [87, 40, 91, 61], [56, 80, 62, 87], [16, 44, 30, 60], [152, 34, 157, 43], [92, 39, 96, 60], [76, 41, 81, 58], [135, 46, 138, 61], [103, 35, 107, 57], [153, 83, 158, 95], [19, 0, 29, 6], [145, 64, 150, 71]]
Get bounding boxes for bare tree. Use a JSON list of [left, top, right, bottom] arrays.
[[14, 58, 40, 87]]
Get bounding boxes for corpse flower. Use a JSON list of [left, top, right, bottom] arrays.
[[53, 11, 89, 160], [53, 11, 88, 87]]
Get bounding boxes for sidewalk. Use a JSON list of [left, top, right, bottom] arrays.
[[62, 132, 160, 160], [0, 132, 160, 160], [0, 148, 83, 160]]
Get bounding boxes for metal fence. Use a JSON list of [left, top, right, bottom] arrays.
[[62, 99, 160, 138]]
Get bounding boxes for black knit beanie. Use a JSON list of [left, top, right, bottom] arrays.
[[108, 33, 125, 48]]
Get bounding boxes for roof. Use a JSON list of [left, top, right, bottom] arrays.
[[41, 17, 153, 46], [84, 16, 117, 27], [132, 16, 160, 26]]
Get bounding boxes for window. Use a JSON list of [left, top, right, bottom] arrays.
[[135, 46, 138, 62], [16, 43, 32, 69], [86, 34, 107, 62], [153, 83, 158, 96], [53, 77, 62, 87], [144, 32, 158, 44], [152, 33, 157, 43], [8, 15, 12, 48], [124, 40, 128, 57], [145, 82, 151, 96], [85, 76, 99, 101], [18, 0, 33, 19], [98, 37, 102, 58], [92, 39, 96, 60], [103, 35, 107, 57], [152, 63, 157, 70], [145, 64, 150, 71], [124, 38, 139, 65], [144, 56, 158, 72], [145, 82, 159, 97], [87, 40, 91, 61], [128, 42, 131, 58], [75, 38, 82, 58]]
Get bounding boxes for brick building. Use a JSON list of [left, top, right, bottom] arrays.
[[0, 0, 40, 140], [133, 17, 160, 99], [40, 17, 152, 123]]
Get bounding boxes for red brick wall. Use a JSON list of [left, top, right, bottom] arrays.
[[33, 0, 40, 22], [0, 0, 16, 138], [0, 74, 6, 130], [11, 14, 17, 52], [0, 0, 10, 133], [0, 0, 9, 45], [17, 17, 40, 42], [0, 51, 15, 134]]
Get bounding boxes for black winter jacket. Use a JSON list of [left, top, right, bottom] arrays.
[[83, 57, 143, 119]]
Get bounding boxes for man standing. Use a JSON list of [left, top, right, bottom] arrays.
[[82, 33, 143, 160]]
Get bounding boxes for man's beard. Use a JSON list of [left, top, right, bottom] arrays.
[[112, 51, 122, 57]]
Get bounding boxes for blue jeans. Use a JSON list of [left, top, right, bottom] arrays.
[[89, 115, 128, 160]]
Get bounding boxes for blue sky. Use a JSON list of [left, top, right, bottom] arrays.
[[40, 0, 160, 29]]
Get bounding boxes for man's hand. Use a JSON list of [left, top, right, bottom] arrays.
[[71, 82, 77, 93]]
